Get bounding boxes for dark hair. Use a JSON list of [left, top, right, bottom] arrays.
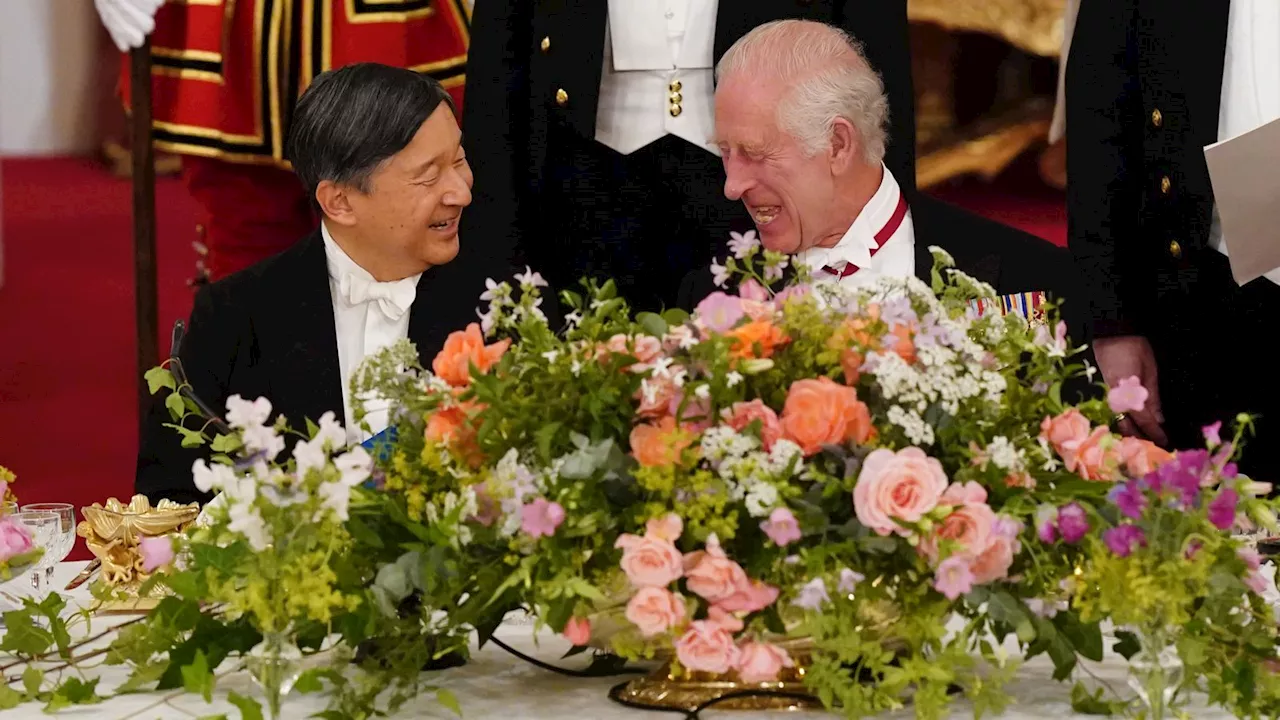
[[287, 62, 455, 203]]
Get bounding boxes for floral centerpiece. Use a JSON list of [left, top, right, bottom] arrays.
[[0, 465, 45, 581], [351, 236, 1280, 719]]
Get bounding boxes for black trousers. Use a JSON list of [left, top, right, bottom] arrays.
[[1147, 252, 1280, 482], [532, 126, 750, 313]]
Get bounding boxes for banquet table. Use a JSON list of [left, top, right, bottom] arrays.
[[0, 562, 1245, 719]]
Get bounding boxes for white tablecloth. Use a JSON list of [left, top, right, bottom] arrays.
[[0, 563, 1239, 719]]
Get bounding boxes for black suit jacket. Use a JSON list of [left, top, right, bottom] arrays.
[[459, 0, 915, 274], [136, 232, 495, 506], [1065, 0, 1230, 338]]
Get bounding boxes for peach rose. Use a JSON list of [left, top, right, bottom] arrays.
[[1039, 409, 1091, 458], [625, 587, 687, 637], [683, 535, 750, 603], [706, 606, 745, 633], [424, 401, 484, 468], [854, 447, 949, 536], [1119, 437, 1174, 477], [736, 642, 794, 684], [968, 534, 1017, 584], [721, 400, 783, 450], [840, 348, 864, 386], [728, 320, 789, 360], [886, 323, 917, 364], [603, 333, 663, 371], [563, 616, 591, 646], [645, 513, 683, 542], [432, 323, 511, 387], [635, 373, 681, 419], [629, 416, 694, 467], [920, 500, 997, 563], [675, 621, 740, 674], [1064, 426, 1121, 481], [779, 377, 873, 456], [615, 533, 684, 588], [715, 579, 780, 614]]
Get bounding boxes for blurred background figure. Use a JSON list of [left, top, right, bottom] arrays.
[[1065, 0, 1279, 480], [94, 0, 471, 285]]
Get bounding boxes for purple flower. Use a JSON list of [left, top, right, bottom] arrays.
[[1108, 481, 1147, 520], [1221, 462, 1239, 480], [1035, 505, 1059, 544], [521, 498, 565, 539], [1149, 450, 1208, 508], [878, 297, 918, 327], [794, 578, 831, 610], [1103, 525, 1147, 557], [1203, 421, 1223, 448], [1057, 502, 1091, 544], [1184, 540, 1203, 560], [1207, 488, 1239, 530]]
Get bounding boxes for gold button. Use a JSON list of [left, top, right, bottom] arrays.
[[1168, 239, 1182, 259], [540, 36, 551, 52], [1160, 175, 1171, 194], [668, 92, 683, 104], [668, 80, 682, 93], [1151, 108, 1162, 127], [669, 103, 682, 117], [555, 88, 568, 106]]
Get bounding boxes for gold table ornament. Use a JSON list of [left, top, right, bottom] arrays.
[[76, 495, 200, 613]]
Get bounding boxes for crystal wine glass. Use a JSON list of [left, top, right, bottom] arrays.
[[21, 504, 75, 591], [12, 511, 59, 594]]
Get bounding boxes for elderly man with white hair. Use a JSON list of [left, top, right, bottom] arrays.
[[680, 19, 1088, 339]]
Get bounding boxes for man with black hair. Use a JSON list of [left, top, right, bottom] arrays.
[[137, 63, 481, 505]]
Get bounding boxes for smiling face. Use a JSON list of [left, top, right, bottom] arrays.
[[343, 104, 473, 275], [715, 75, 842, 255]]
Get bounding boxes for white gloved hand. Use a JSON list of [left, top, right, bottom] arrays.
[[95, 0, 166, 52]]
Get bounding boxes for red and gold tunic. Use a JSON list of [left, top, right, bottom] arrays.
[[122, 0, 470, 169]]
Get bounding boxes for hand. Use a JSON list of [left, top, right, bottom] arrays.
[[94, 0, 165, 52], [1093, 335, 1167, 446]]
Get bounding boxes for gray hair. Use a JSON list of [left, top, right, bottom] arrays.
[[716, 20, 888, 165]]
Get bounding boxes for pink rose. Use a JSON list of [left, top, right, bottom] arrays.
[[940, 481, 987, 507], [738, 279, 769, 302], [625, 587, 687, 637], [139, 535, 176, 573], [645, 513, 683, 542], [603, 334, 663, 371], [919, 499, 997, 563], [521, 498, 565, 538], [721, 400, 783, 451], [736, 641, 794, 683], [853, 447, 949, 536], [636, 374, 681, 419], [706, 606, 744, 633], [683, 536, 750, 603], [615, 533, 684, 588], [0, 518, 33, 561], [1107, 376, 1148, 414], [715, 579, 780, 615], [968, 534, 1016, 584], [1040, 409, 1091, 459], [675, 621, 740, 674], [563, 616, 591, 646], [760, 507, 802, 547]]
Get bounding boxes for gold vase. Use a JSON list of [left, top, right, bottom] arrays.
[[609, 637, 823, 712], [77, 495, 200, 613]]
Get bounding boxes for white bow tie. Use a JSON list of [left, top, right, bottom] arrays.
[[338, 272, 417, 321]]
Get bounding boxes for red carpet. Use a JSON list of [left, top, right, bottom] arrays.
[[0, 154, 1064, 560]]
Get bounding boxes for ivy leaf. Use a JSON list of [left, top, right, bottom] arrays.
[[165, 392, 186, 419], [436, 688, 463, 717], [163, 424, 207, 448], [0, 614, 54, 656], [144, 366, 176, 394], [22, 667, 42, 696], [1055, 613, 1104, 662], [1069, 682, 1119, 715], [228, 691, 264, 720], [211, 434, 243, 454], [43, 677, 103, 712], [181, 650, 214, 702], [116, 662, 168, 694], [1112, 630, 1141, 661], [0, 683, 21, 710]]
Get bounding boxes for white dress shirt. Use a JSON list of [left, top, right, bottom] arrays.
[[795, 164, 916, 292], [595, 0, 719, 156], [321, 223, 420, 444], [1210, 0, 1280, 286]]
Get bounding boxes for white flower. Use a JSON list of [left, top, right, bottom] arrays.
[[477, 308, 496, 334], [317, 481, 354, 522], [514, 266, 547, 288], [726, 371, 743, 388], [570, 359, 582, 376], [744, 481, 778, 517], [763, 255, 788, 282], [765, 440, 802, 475], [711, 259, 730, 288], [225, 395, 272, 429], [986, 436, 1022, 471], [542, 350, 559, 364], [837, 568, 865, 594], [694, 384, 711, 400], [241, 423, 286, 459], [335, 446, 373, 487], [191, 459, 237, 494], [314, 411, 347, 450], [794, 578, 830, 610], [727, 230, 759, 259], [479, 278, 504, 302], [228, 503, 270, 551], [293, 438, 327, 478], [565, 311, 583, 327]]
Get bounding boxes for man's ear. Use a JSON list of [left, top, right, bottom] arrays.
[[315, 180, 357, 227], [829, 117, 860, 174]]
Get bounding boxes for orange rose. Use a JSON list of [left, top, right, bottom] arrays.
[[630, 416, 694, 467], [727, 320, 788, 359], [779, 377, 873, 456], [840, 348, 864, 386], [1118, 437, 1175, 477], [1039, 409, 1091, 458], [601, 334, 663, 371], [635, 374, 681, 419], [887, 323, 917, 364], [1065, 426, 1121, 481], [432, 323, 511, 387], [721, 400, 782, 450]]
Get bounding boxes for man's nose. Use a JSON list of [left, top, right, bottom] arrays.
[[723, 164, 751, 201], [445, 167, 473, 207]]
